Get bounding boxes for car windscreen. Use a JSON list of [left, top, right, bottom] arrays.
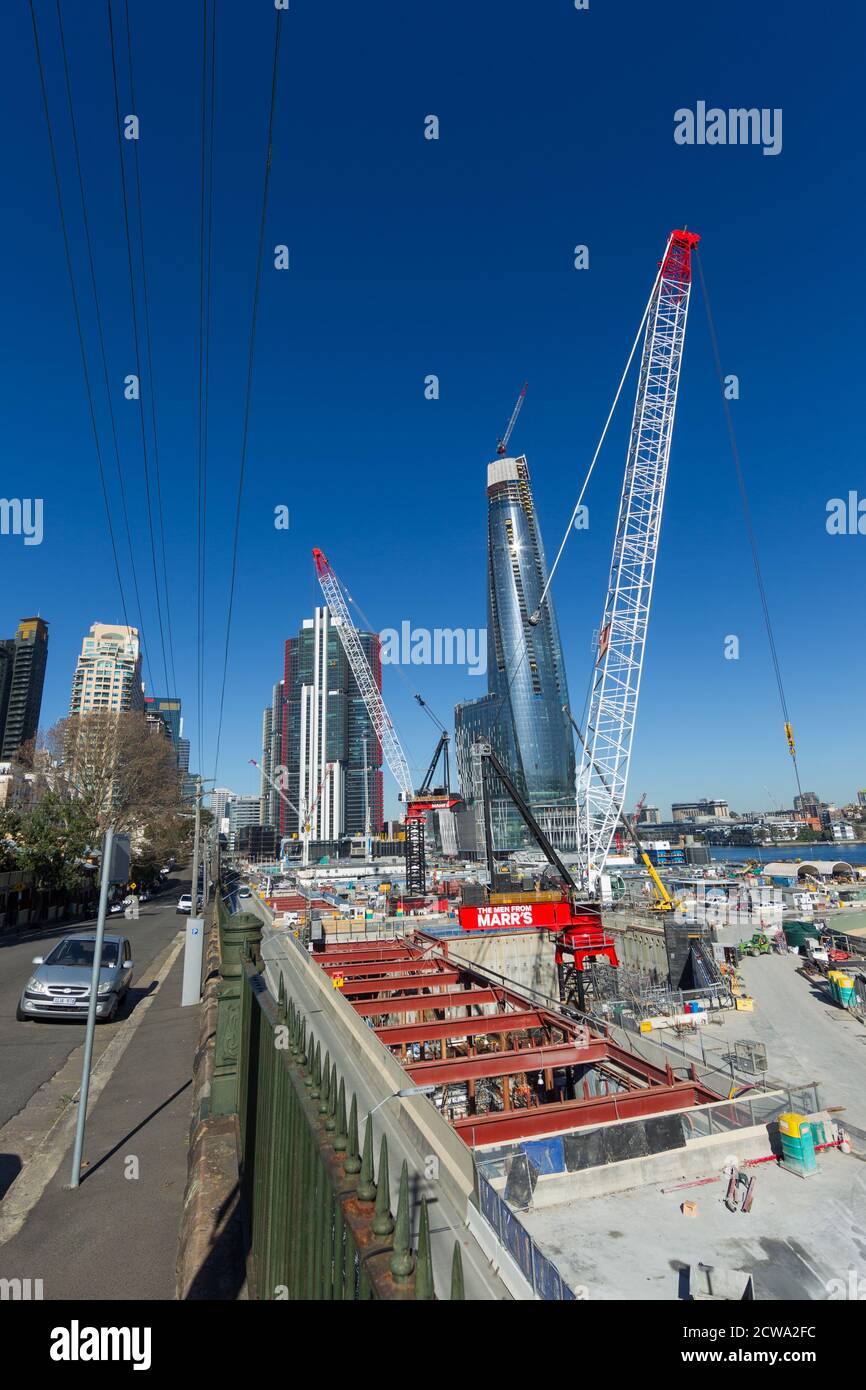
[[47, 939, 119, 968]]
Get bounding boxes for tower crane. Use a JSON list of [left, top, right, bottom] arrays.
[[576, 229, 699, 897], [250, 757, 333, 869], [496, 381, 528, 456], [312, 549, 462, 900]]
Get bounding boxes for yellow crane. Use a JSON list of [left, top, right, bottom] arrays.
[[562, 704, 678, 913]]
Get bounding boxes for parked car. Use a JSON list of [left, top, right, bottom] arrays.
[[17, 933, 134, 1023]]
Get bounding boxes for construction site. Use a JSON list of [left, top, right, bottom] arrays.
[[240, 228, 866, 1300]]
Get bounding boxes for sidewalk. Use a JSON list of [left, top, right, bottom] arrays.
[[0, 937, 199, 1300]]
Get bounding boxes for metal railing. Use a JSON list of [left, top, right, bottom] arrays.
[[234, 946, 465, 1300]]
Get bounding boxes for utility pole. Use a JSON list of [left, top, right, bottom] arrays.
[[190, 775, 202, 912], [203, 822, 211, 910], [68, 825, 114, 1188], [182, 777, 205, 1007]]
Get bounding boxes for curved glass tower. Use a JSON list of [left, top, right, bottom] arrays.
[[456, 455, 576, 848]]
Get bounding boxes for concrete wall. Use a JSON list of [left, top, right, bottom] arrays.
[[436, 929, 559, 1001], [606, 919, 668, 980]]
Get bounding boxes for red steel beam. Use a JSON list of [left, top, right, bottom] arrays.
[[374, 1008, 552, 1047], [405, 1040, 603, 1086], [454, 1082, 705, 1146], [322, 957, 449, 979], [317, 946, 419, 965], [338, 971, 462, 998], [350, 987, 500, 1017]]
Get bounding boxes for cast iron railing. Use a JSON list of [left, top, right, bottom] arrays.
[[235, 945, 466, 1300]]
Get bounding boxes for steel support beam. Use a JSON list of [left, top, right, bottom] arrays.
[[454, 1082, 705, 1147], [350, 987, 500, 1017], [405, 1041, 602, 1086], [322, 957, 449, 979], [339, 970, 462, 998], [374, 1008, 550, 1048]]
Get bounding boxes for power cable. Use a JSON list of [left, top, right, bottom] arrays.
[[694, 246, 804, 805], [29, 0, 138, 675], [123, 0, 178, 699], [194, 0, 208, 777], [52, 0, 154, 692], [106, 0, 171, 698], [196, 0, 217, 776], [212, 5, 284, 783], [197, 0, 216, 778]]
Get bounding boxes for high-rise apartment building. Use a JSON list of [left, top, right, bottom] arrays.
[[144, 696, 181, 745], [278, 606, 383, 845], [0, 617, 48, 760], [69, 624, 145, 715], [228, 795, 261, 851], [210, 787, 234, 836], [455, 455, 575, 847], [260, 680, 284, 826]]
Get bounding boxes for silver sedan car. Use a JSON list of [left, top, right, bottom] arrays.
[[17, 933, 134, 1024]]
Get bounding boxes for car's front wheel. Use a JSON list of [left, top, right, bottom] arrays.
[[16, 1003, 29, 1022]]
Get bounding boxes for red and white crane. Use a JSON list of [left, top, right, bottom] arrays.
[[312, 548, 413, 801], [576, 230, 699, 893], [312, 548, 461, 898], [496, 381, 527, 456]]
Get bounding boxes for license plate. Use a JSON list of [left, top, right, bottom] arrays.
[[53, 995, 83, 1006]]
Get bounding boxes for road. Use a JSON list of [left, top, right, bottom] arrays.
[[727, 951, 866, 1135], [0, 869, 202, 1299], [0, 874, 189, 1140]]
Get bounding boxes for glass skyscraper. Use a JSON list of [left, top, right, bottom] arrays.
[[278, 606, 383, 846], [0, 617, 48, 761], [455, 455, 576, 848]]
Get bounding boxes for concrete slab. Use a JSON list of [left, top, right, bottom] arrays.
[[519, 1147, 866, 1301], [723, 953, 866, 1134]]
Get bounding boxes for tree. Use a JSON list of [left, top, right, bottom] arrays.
[[47, 712, 184, 842], [7, 791, 93, 891]]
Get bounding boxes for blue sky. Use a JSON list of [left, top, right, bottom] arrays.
[[2, 0, 864, 817]]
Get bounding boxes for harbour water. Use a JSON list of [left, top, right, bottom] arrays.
[[708, 844, 866, 867]]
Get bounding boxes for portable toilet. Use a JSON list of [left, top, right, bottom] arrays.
[[778, 1112, 818, 1177]]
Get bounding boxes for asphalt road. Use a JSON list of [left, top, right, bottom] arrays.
[[0, 873, 191, 1132]]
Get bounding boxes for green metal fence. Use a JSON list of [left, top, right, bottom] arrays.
[[235, 946, 465, 1300]]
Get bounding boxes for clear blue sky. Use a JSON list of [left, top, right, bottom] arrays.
[[2, 0, 864, 817]]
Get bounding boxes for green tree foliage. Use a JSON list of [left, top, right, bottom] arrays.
[[4, 791, 93, 890], [1, 712, 187, 890]]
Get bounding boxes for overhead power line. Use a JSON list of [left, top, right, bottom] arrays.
[[196, 0, 217, 777], [52, 0, 155, 694], [212, 6, 285, 784], [29, 0, 143, 680], [106, 0, 171, 699], [123, 0, 179, 700]]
